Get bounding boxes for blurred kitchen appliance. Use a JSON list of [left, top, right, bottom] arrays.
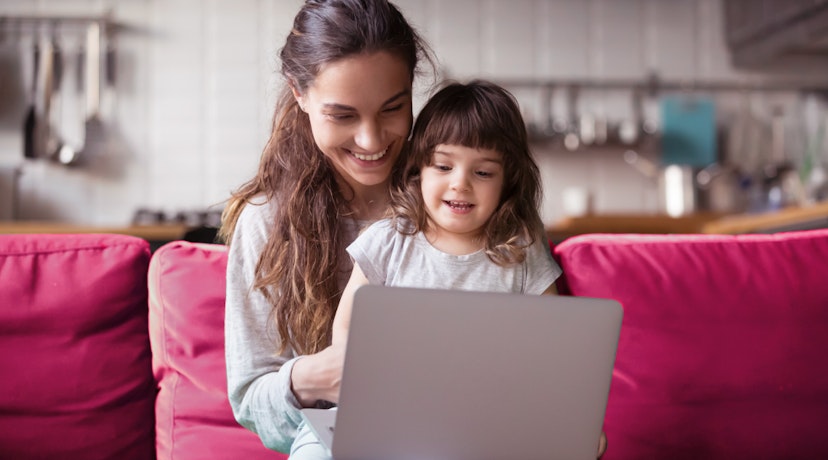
[[624, 150, 700, 218]]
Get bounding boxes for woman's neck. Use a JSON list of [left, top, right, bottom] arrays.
[[342, 181, 390, 222]]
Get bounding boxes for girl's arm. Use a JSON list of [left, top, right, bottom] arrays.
[[331, 262, 370, 347], [291, 264, 369, 407], [541, 282, 558, 295]]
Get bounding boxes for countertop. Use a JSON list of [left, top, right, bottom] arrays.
[[547, 200, 828, 242], [0, 222, 191, 241]]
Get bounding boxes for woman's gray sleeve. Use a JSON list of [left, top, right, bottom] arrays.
[[225, 201, 304, 453]]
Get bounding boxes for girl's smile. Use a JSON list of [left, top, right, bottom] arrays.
[[443, 200, 475, 214]]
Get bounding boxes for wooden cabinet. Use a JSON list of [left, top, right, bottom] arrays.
[[723, 0, 828, 67]]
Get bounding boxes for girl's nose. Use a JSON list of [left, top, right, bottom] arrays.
[[450, 172, 472, 191], [354, 119, 384, 153]]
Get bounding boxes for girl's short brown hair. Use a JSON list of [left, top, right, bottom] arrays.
[[391, 80, 545, 265]]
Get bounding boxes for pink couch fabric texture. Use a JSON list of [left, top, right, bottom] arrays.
[[148, 241, 286, 459], [0, 234, 155, 460], [554, 229, 828, 460]]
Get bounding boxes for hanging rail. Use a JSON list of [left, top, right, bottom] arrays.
[[0, 14, 119, 35], [495, 72, 828, 95]]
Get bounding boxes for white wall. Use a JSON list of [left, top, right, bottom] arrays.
[[0, 0, 825, 225]]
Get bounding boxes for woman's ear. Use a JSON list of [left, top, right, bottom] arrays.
[[288, 80, 306, 112]]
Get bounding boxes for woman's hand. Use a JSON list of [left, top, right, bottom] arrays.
[[289, 343, 347, 407], [597, 431, 607, 458]]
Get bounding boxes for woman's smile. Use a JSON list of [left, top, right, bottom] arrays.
[[350, 147, 388, 162]]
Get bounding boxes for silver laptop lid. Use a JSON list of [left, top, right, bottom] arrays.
[[332, 285, 623, 460]]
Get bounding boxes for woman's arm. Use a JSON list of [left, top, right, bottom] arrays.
[[225, 201, 304, 453]]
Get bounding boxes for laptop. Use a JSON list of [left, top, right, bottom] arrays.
[[302, 285, 623, 460]]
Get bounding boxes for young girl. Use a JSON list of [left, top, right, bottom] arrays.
[[329, 80, 607, 459], [333, 79, 562, 346]]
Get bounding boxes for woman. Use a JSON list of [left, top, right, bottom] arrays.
[[218, 0, 433, 456]]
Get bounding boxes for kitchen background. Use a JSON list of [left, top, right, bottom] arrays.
[[0, 0, 827, 229]]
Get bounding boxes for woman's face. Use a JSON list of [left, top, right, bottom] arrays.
[[294, 51, 413, 192]]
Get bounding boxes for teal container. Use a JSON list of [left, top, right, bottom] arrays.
[[659, 95, 717, 167]]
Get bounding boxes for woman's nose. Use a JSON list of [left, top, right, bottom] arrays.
[[354, 119, 384, 153]]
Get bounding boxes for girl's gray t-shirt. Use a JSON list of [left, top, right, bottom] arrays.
[[347, 219, 562, 294]]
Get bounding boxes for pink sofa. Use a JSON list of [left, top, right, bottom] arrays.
[[0, 234, 285, 460], [554, 230, 828, 459], [2, 229, 827, 459]]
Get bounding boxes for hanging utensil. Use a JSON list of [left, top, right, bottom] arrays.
[[28, 34, 55, 160], [0, 18, 27, 124], [22, 37, 40, 159], [563, 85, 580, 151], [615, 89, 643, 146], [54, 22, 102, 165], [39, 36, 56, 159], [45, 23, 70, 160], [50, 22, 63, 93]]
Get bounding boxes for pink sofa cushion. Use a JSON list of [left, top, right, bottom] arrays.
[[554, 229, 828, 460], [0, 234, 155, 459], [148, 241, 286, 459]]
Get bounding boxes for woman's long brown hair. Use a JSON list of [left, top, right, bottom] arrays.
[[219, 0, 431, 355]]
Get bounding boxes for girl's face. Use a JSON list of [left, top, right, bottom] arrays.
[[420, 144, 504, 251], [293, 51, 413, 194]]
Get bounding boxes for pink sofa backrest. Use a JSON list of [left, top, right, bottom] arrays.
[[148, 241, 286, 459], [0, 234, 155, 459], [554, 229, 828, 460]]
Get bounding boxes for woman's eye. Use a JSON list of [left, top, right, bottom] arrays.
[[383, 104, 404, 113], [328, 114, 354, 121]]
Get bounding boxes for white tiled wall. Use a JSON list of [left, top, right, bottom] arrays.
[[0, 0, 824, 225]]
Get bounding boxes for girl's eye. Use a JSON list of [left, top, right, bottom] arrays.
[[476, 170, 494, 178], [434, 164, 451, 172]]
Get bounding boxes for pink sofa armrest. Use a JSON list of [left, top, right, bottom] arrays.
[[0, 234, 155, 459], [148, 241, 286, 459], [554, 229, 828, 460]]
